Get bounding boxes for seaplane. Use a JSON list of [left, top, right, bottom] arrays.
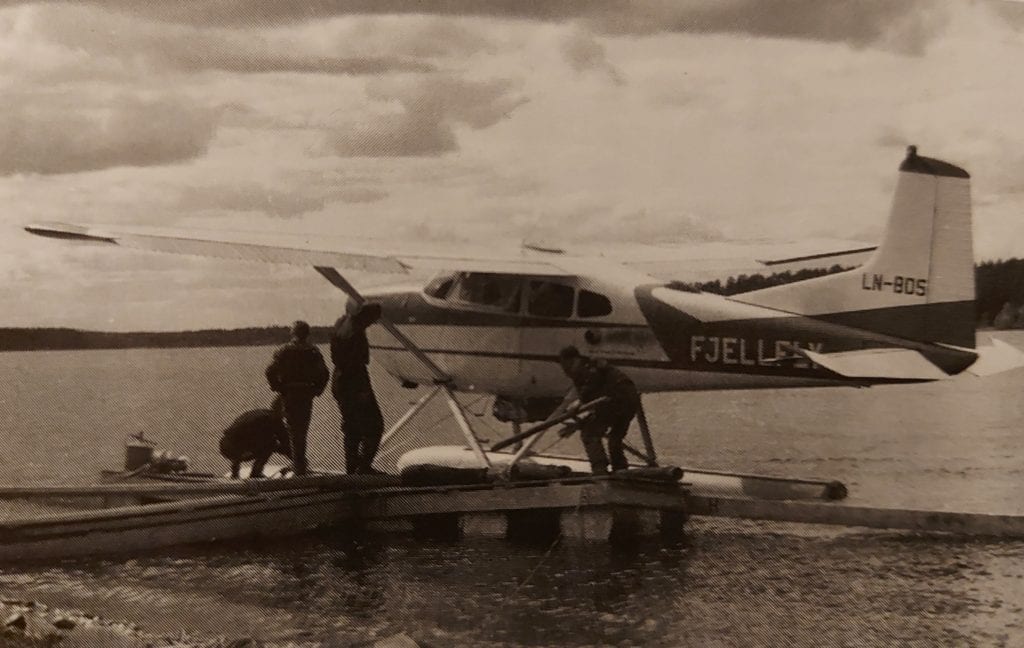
[[13, 145, 1024, 563], [23, 146, 1024, 478]]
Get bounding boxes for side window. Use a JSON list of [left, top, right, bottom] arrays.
[[527, 281, 574, 318], [578, 290, 613, 318], [423, 272, 457, 299], [453, 273, 522, 312]]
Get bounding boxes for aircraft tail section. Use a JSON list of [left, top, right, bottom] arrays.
[[735, 146, 976, 349]]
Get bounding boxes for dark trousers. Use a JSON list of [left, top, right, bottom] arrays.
[[220, 440, 274, 480], [227, 453, 272, 479], [580, 397, 638, 473], [282, 394, 314, 476], [337, 390, 384, 474]]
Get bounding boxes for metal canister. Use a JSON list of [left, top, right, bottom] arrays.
[[124, 442, 155, 471]]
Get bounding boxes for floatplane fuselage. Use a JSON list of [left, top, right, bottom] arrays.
[[363, 264, 976, 405]]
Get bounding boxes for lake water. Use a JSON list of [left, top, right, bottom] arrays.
[[1, 333, 1023, 647]]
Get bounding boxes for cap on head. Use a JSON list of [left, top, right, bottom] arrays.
[[357, 302, 383, 326], [291, 320, 311, 340], [558, 345, 582, 364]]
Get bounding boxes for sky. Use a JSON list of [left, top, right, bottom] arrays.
[[2, 0, 1024, 331]]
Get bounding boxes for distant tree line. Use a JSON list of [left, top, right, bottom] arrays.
[[668, 264, 850, 296], [976, 258, 1024, 329], [0, 326, 335, 352]]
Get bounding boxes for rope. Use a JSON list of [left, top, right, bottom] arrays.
[[512, 493, 584, 593]]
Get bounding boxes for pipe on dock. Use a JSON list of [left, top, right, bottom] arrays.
[[687, 495, 1024, 537]]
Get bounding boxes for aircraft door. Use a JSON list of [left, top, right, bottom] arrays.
[[521, 278, 579, 397], [443, 272, 526, 394]]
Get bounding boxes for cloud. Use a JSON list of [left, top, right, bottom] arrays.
[[560, 28, 624, 84], [339, 16, 497, 59], [530, 204, 725, 245], [0, 93, 219, 176], [587, 0, 951, 56], [177, 183, 329, 218], [336, 187, 389, 204], [0, 4, 436, 79], [326, 75, 526, 157], [177, 181, 389, 217], [328, 114, 458, 157], [26, 0, 965, 55]]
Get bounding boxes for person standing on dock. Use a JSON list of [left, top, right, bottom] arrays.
[[555, 345, 640, 474], [265, 320, 330, 477], [219, 396, 291, 479], [330, 300, 385, 475]]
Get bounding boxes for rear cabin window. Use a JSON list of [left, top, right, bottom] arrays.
[[578, 290, 613, 318], [527, 281, 574, 318], [452, 273, 522, 313]]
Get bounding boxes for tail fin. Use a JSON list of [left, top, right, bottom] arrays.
[[735, 146, 976, 348]]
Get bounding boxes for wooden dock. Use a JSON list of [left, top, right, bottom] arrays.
[[5, 465, 1024, 564], [0, 473, 687, 563]]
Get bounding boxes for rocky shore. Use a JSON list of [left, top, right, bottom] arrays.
[[0, 599, 262, 648]]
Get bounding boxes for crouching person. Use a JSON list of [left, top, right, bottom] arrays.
[[219, 396, 292, 479]]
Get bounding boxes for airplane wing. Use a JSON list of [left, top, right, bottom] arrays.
[[25, 221, 876, 283], [24, 222, 574, 277]]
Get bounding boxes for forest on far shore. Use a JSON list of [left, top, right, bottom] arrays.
[[2, 258, 1023, 351], [675, 258, 1024, 330]]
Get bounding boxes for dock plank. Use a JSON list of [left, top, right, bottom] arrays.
[[687, 495, 1024, 537]]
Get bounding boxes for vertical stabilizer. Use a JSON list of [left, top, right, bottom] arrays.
[[735, 147, 976, 348]]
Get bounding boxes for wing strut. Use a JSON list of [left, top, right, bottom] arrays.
[[314, 266, 492, 469]]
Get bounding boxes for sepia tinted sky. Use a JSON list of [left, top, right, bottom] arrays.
[[3, 0, 1024, 330]]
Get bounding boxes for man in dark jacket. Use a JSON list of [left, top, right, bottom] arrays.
[[219, 396, 291, 479], [330, 301, 385, 474], [265, 320, 330, 476], [556, 345, 639, 474]]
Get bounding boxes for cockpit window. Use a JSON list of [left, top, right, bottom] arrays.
[[452, 273, 522, 312], [527, 280, 574, 318], [423, 272, 457, 299], [578, 289, 613, 318]]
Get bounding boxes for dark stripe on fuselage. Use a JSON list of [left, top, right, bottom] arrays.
[[633, 286, 976, 376], [815, 300, 976, 350]]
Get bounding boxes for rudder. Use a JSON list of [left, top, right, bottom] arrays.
[[734, 146, 976, 348]]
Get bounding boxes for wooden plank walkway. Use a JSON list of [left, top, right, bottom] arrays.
[[0, 475, 686, 563]]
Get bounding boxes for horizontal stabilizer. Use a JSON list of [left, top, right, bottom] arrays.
[[965, 338, 1024, 377], [756, 245, 877, 267], [797, 347, 952, 381]]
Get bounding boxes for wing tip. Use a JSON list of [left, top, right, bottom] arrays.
[[25, 222, 116, 244]]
